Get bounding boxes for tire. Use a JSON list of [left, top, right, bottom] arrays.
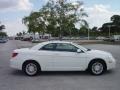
[[88, 60, 106, 75], [22, 61, 40, 76]]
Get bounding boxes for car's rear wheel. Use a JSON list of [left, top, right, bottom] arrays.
[[23, 61, 40, 76], [88, 60, 106, 75]]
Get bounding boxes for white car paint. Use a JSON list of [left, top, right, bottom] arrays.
[[10, 41, 116, 72]]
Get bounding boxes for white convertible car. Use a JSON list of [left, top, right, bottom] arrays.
[[10, 41, 116, 76]]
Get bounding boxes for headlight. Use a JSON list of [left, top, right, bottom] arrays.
[[108, 54, 115, 63], [109, 54, 114, 59]]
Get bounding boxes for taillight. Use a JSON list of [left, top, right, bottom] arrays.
[[12, 53, 18, 58]]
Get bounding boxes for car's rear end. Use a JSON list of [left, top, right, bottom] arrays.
[[10, 48, 30, 70]]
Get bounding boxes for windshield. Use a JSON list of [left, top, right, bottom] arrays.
[[72, 43, 88, 52]]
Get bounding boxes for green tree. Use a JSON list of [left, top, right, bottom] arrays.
[[23, 0, 88, 40], [100, 15, 120, 36], [0, 32, 7, 38], [0, 22, 7, 38], [91, 27, 99, 36], [111, 15, 120, 25], [0, 22, 5, 31], [79, 25, 88, 36], [16, 32, 22, 37], [23, 12, 40, 39]]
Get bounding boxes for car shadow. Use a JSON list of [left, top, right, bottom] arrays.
[[104, 70, 116, 75], [11, 70, 25, 77], [10, 70, 115, 77], [40, 71, 89, 76]]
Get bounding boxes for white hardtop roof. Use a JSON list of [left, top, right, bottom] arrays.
[[41, 40, 73, 44], [31, 40, 87, 52], [31, 40, 73, 50]]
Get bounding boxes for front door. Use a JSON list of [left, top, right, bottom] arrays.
[[53, 43, 86, 71], [38, 43, 56, 70]]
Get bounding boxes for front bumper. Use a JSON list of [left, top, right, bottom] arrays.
[[107, 57, 116, 70]]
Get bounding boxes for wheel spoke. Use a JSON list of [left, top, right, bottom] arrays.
[[92, 62, 103, 75], [25, 63, 37, 75]]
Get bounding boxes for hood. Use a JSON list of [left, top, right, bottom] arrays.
[[87, 49, 111, 56]]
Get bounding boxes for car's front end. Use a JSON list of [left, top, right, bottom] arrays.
[[106, 54, 116, 70], [86, 49, 116, 70]]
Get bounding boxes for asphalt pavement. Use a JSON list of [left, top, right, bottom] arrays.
[[0, 40, 120, 90]]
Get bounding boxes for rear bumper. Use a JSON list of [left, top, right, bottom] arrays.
[[10, 59, 22, 70]]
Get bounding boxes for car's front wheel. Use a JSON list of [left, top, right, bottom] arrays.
[[88, 60, 106, 75], [23, 61, 40, 76]]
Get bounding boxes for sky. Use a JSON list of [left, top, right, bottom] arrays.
[[0, 0, 120, 36]]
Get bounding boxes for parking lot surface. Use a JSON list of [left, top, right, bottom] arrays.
[[0, 40, 120, 90]]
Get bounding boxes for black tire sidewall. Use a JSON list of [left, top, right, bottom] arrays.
[[89, 61, 106, 75], [23, 62, 40, 76]]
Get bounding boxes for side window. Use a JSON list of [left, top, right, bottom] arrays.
[[56, 43, 78, 52], [40, 43, 55, 51]]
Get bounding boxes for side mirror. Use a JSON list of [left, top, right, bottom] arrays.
[[77, 49, 83, 53]]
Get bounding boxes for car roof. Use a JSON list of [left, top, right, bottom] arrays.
[[31, 41, 73, 50], [42, 40, 72, 44], [31, 40, 87, 52]]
